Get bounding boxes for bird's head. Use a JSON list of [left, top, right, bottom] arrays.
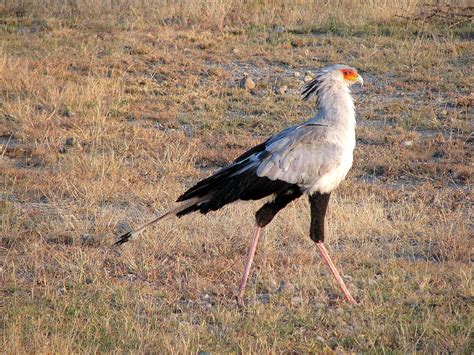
[[302, 64, 363, 102]]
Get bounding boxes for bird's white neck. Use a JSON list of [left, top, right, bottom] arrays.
[[314, 84, 356, 129]]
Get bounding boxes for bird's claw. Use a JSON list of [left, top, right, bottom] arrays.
[[346, 296, 359, 306], [236, 295, 245, 307]]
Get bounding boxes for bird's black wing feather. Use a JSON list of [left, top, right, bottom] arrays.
[[177, 139, 270, 202], [176, 137, 300, 216]]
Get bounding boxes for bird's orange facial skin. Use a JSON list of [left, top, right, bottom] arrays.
[[341, 69, 358, 81]]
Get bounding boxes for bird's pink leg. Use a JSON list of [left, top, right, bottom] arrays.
[[237, 224, 262, 306], [316, 242, 358, 305]]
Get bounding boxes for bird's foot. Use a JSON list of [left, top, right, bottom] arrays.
[[236, 294, 245, 307], [345, 294, 359, 306]]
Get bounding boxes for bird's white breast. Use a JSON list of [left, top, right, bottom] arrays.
[[307, 141, 354, 194]]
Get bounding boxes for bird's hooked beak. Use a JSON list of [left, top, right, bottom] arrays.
[[355, 74, 364, 86]]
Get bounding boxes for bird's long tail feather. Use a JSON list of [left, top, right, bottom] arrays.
[[114, 197, 202, 245]]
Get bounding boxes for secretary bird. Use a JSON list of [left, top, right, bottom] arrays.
[[115, 64, 363, 306]]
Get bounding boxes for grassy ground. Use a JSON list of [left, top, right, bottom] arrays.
[[1, 1, 473, 353]]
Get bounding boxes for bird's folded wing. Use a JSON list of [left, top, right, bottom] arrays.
[[256, 124, 343, 187]]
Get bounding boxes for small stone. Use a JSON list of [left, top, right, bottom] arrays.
[[294, 71, 301, 77], [401, 140, 413, 147], [304, 75, 313, 82], [232, 48, 239, 54], [276, 85, 288, 95], [274, 26, 285, 33], [240, 74, 256, 91], [245, 78, 256, 90]]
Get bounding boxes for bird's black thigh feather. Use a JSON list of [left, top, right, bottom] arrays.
[[255, 188, 303, 227], [309, 192, 331, 242]]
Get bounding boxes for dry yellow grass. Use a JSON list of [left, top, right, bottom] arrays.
[[1, 0, 473, 353]]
